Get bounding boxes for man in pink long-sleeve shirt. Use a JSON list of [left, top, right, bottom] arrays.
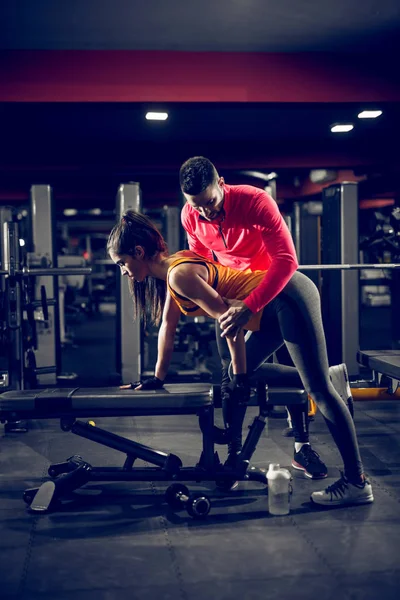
[[180, 162, 298, 333], [179, 156, 353, 482]]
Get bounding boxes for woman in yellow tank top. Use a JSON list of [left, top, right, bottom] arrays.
[[166, 251, 265, 332], [107, 210, 373, 507]]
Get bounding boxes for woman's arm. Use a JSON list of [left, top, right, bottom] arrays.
[[169, 264, 246, 374], [154, 291, 181, 381], [122, 291, 181, 390]]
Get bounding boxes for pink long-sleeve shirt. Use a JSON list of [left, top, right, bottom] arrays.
[[181, 184, 299, 313]]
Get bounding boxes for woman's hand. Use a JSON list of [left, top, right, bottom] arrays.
[[120, 376, 164, 391]]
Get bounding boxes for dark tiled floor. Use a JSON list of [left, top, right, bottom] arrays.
[[1, 401, 400, 600]]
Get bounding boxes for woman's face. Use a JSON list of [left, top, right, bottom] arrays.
[[110, 250, 148, 282]]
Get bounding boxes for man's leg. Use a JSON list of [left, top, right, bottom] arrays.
[[270, 272, 372, 505]]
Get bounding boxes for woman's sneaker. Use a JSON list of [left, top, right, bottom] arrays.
[[292, 444, 328, 479], [311, 472, 374, 506], [329, 364, 354, 417]]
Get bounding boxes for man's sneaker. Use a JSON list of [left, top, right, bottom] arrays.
[[292, 445, 328, 479], [329, 363, 354, 418], [311, 472, 374, 506]]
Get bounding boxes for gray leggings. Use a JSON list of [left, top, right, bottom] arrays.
[[220, 271, 364, 480]]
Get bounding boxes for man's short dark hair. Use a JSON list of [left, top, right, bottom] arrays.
[[179, 156, 218, 195]]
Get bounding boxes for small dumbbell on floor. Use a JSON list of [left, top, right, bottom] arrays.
[[165, 483, 211, 519]]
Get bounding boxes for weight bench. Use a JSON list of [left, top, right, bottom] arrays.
[[0, 384, 307, 518], [357, 350, 400, 394]]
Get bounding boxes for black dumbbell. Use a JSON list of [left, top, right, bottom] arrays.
[[165, 483, 211, 519]]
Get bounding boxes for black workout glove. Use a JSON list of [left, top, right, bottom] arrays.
[[130, 376, 164, 390], [225, 374, 251, 405]]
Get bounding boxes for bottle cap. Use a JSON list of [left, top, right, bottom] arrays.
[[268, 463, 280, 471]]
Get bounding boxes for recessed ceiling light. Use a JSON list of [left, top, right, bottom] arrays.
[[64, 209, 78, 216], [358, 110, 382, 119], [145, 112, 168, 121], [331, 124, 354, 133]]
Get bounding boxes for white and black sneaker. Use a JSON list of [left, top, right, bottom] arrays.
[[311, 472, 374, 506], [329, 363, 354, 418]]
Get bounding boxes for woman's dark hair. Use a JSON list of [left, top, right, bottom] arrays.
[[179, 156, 219, 195], [107, 210, 168, 326]]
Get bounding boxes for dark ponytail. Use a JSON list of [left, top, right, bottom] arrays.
[[107, 211, 168, 326]]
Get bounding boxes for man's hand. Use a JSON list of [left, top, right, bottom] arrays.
[[218, 299, 252, 341]]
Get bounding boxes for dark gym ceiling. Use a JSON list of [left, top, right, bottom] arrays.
[[1, 0, 400, 52], [0, 1, 400, 210]]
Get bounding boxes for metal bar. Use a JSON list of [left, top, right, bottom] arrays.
[[299, 264, 400, 270], [116, 182, 142, 383], [3, 264, 399, 275], [25, 299, 57, 308], [20, 267, 92, 276], [1, 268, 91, 276], [71, 420, 172, 468]]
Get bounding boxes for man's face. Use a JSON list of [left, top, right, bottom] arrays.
[[183, 177, 225, 221]]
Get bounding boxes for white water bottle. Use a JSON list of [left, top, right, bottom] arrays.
[[267, 463, 292, 516]]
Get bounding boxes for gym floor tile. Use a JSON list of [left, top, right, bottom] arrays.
[[165, 527, 332, 581], [183, 575, 343, 600], [13, 584, 183, 600], [291, 522, 400, 575], [1, 396, 400, 599], [340, 572, 400, 600], [0, 546, 28, 596], [20, 536, 180, 593]]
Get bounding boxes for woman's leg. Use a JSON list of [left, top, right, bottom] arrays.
[[215, 322, 248, 464], [215, 320, 309, 463], [243, 307, 328, 478]]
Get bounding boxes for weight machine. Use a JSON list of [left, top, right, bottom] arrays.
[[0, 187, 91, 395]]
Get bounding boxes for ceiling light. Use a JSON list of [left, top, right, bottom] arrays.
[[63, 209, 78, 217], [331, 124, 354, 133], [89, 208, 102, 216], [358, 110, 382, 119], [19, 239, 25, 247], [145, 112, 168, 121]]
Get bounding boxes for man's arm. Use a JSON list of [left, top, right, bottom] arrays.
[[244, 191, 298, 313], [219, 190, 298, 338], [169, 264, 246, 374], [181, 207, 213, 259]]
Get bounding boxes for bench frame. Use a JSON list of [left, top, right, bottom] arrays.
[[1, 384, 307, 515]]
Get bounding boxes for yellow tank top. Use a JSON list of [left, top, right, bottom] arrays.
[[167, 251, 265, 331]]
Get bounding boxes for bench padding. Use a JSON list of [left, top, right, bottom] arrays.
[[357, 350, 400, 380], [0, 384, 212, 419]]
